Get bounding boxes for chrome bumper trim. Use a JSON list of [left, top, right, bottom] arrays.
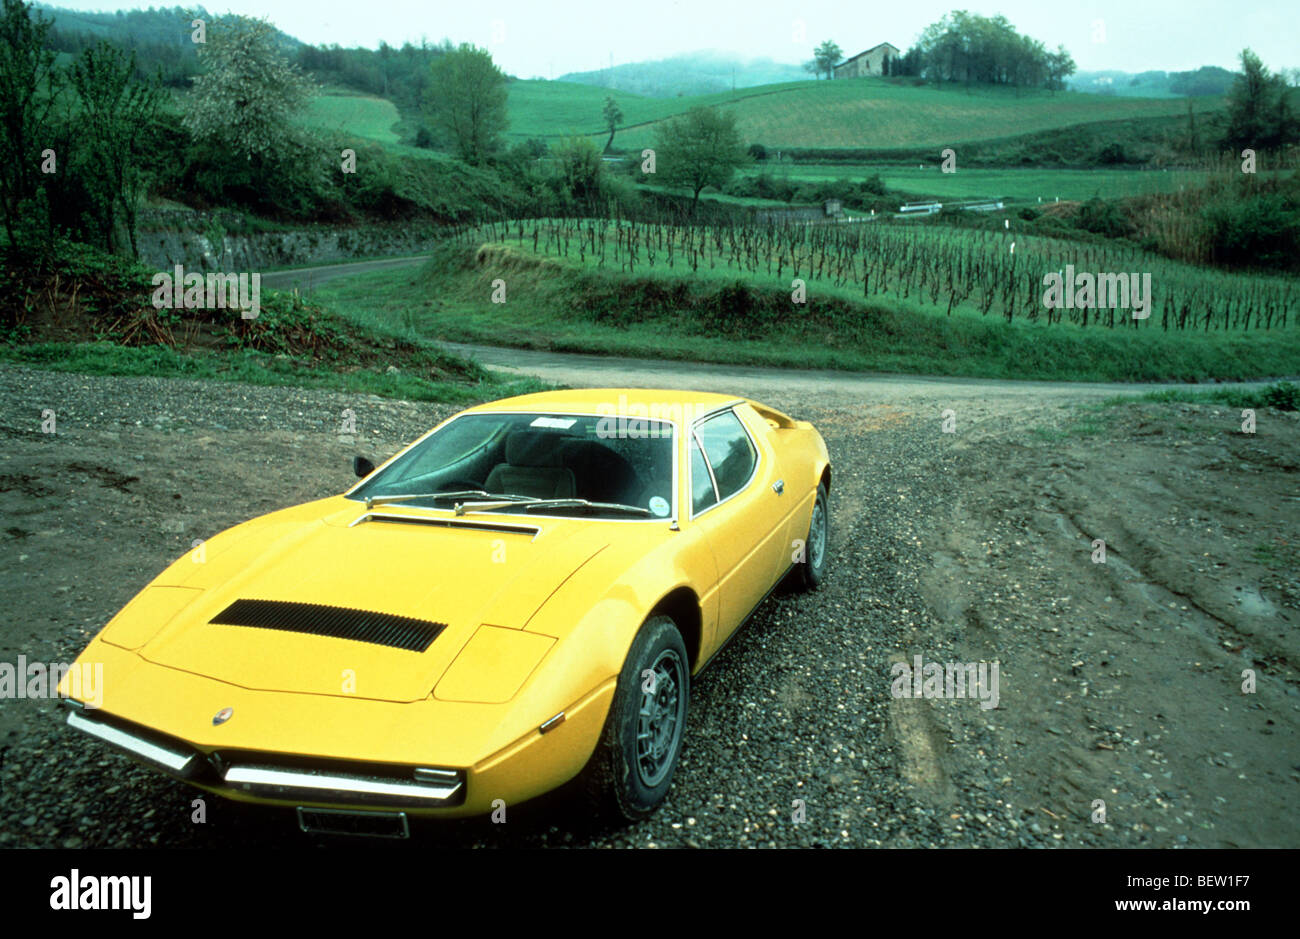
[[66, 710, 196, 774], [223, 764, 463, 806]]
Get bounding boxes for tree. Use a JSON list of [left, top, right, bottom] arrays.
[[654, 106, 748, 214], [424, 43, 508, 165], [551, 136, 604, 209], [1046, 45, 1075, 92], [182, 15, 316, 163], [1271, 73, 1299, 150], [602, 95, 623, 153], [0, 0, 62, 250], [71, 42, 161, 257], [804, 40, 842, 80], [1222, 49, 1293, 151], [914, 12, 1068, 92], [893, 46, 923, 78]]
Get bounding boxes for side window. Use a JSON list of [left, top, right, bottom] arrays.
[[690, 435, 718, 515], [695, 410, 757, 502]]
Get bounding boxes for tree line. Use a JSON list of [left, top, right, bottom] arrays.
[[805, 13, 1074, 90]]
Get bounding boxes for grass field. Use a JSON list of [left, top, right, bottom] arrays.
[[739, 164, 1220, 203], [307, 229, 1300, 384], [301, 89, 404, 145], [506, 77, 1204, 151]]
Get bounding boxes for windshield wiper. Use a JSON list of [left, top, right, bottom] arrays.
[[364, 490, 534, 509], [454, 497, 650, 517], [518, 498, 653, 517], [372, 492, 654, 518]]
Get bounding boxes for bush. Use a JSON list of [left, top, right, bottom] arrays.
[[1096, 143, 1131, 165], [858, 174, 886, 196], [747, 143, 767, 162], [1263, 381, 1299, 411], [747, 172, 795, 202], [1201, 193, 1300, 270], [549, 136, 605, 207], [1075, 197, 1133, 239]]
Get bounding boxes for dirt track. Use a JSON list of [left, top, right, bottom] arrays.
[[0, 356, 1295, 848]]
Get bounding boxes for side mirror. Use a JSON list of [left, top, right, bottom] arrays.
[[353, 455, 375, 478]]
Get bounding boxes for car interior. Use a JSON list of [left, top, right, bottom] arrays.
[[478, 430, 669, 506]]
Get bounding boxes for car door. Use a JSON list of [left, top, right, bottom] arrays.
[[688, 407, 790, 652]]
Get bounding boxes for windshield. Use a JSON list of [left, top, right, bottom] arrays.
[[349, 412, 676, 519]]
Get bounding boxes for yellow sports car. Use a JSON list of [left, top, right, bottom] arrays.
[[61, 389, 830, 834]]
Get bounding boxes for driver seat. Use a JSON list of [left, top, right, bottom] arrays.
[[483, 432, 577, 500]]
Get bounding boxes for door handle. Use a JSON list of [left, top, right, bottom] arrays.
[[772, 479, 785, 495]]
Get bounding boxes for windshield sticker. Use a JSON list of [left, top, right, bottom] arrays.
[[530, 417, 577, 429], [648, 496, 670, 517]]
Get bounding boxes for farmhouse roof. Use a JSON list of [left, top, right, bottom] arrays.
[[837, 42, 900, 65]]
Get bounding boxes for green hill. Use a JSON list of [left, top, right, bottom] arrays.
[[301, 90, 404, 145], [558, 52, 806, 97], [507, 77, 1212, 152]]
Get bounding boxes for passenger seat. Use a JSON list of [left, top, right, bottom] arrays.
[[483, 432, 577, 499]]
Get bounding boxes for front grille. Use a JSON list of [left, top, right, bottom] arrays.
[[211, 599, 445, 652]]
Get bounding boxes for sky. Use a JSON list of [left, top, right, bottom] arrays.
[[49, 0, 1298, 79]]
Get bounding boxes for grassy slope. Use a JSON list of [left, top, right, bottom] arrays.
[[0, 245, 554, 403], [309, 243, 1300, 384], [0, 341, 553, 403], [300, 88, 404, 145], [507, 77, 1202, 150]]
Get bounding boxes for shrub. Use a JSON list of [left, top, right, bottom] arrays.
[[1096, 142, 1131, 165], [1075, 197, 1133, 239], [1263, 381, 1299, 411], [858, 174, 886, 196], [1201, 193, 1300, 270]]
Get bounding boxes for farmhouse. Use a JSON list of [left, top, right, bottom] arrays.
[[833, 43, 900, 79]]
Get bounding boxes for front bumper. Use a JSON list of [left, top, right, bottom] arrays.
[[59, 638, 617, 818], [66, 706, 466, 808]]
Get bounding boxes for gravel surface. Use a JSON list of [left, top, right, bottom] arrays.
[[1, 362, 1295, 848]]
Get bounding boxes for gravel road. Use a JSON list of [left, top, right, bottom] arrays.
[[1, 357, 1295, 849]]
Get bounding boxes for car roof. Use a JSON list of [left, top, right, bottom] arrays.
[[465, 388, 744, 415]]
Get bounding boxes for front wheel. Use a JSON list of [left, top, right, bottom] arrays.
[[579, 614, 689, 823]]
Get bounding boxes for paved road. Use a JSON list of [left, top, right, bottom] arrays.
[[260, 254, 430, 292], [444, 341, 1276, 404]]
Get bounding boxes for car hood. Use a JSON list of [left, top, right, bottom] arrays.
[[135, 501, 625, 702]]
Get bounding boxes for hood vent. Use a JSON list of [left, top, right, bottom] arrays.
[[211, 599, 445, 653], [348, 511, 540, 538]]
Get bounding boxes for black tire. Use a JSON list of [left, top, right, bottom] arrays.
[[792, 482, 829, 591], [579, 614, 690, 823]]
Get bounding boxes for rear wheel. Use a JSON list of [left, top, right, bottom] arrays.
[[579, 614, 689, 823], [792, 482, 829, 591]]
